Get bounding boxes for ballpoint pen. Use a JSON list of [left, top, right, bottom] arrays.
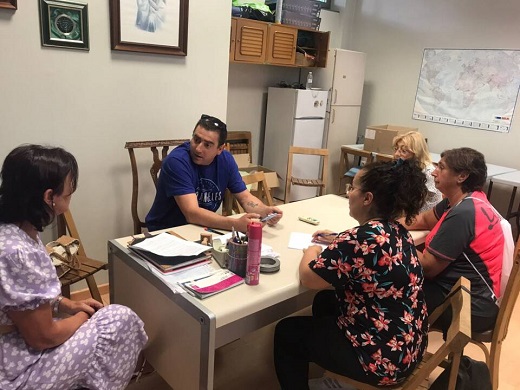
[[204, 227, 225, 235], [261, 212, 278, 223], [316, 233, 338, 237]]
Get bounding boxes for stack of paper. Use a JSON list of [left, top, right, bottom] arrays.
[[129, 232, 212, 273]]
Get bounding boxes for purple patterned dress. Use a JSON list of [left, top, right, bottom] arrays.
[[0, 224, 148, 390]]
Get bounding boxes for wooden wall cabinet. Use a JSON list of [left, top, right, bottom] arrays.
[[233, 18, 268, 63], [230, 17, 329, 68]]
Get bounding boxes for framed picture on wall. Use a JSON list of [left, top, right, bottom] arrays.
[[38, 0, 89, 50], [0, 0, 17, 10], [109, 0, 189, 56]]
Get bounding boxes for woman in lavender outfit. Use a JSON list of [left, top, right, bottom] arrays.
[[0, 144, 148, 390]]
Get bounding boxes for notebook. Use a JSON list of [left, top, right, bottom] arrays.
[[129, 232, 212, 274]]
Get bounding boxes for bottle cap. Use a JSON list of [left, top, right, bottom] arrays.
[[248, 221, 262, 240]]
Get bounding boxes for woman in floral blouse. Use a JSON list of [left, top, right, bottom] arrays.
[[274, 160, 429, 389]]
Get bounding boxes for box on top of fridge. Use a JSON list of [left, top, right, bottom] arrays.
[[363, 125, 418, 155]]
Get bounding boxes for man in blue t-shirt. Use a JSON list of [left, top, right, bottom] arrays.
[[146, 114, 283, 233]]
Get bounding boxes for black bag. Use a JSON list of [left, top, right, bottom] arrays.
[[430, 355, 491, 390], [231, 6, 275, 22]]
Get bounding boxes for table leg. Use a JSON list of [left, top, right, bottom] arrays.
[[505, 186, 517, 221], [487, 180, 494, 199], [338, 149, 347, 194]]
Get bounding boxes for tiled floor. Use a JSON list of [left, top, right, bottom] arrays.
[[107, 289, 520, 390]]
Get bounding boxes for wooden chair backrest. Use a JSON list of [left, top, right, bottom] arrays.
[[225, 131, 252, 163], [372, 152, 394, 163], [56, 209, 107, 302], [402, 277, 472, 390], [285, 146, 329, 203], [124, 139, 189, 234], [494, 237, 520, 343], [338, 146, 374, 194], [60, 209, 86, 257], [222, 171, 274, 216]]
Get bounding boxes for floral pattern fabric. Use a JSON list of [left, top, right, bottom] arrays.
[[0, 223, 148, 390], [309, 220, 428, 386]]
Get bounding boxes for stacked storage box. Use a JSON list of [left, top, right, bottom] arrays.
[[281, 0, 322, 30]]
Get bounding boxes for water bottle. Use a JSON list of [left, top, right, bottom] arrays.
[[306, 71, 313, 90]]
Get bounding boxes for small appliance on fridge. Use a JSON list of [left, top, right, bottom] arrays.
[[313, 49, 366, 194], [262, 87, 329, 202]]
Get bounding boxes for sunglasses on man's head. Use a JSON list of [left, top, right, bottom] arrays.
[[200, 114, 227, 131]]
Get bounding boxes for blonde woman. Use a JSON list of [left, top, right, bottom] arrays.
[[393, 131, 442, 212]]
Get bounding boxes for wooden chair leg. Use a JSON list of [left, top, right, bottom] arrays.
[[447, 352, 462, 390], [85, 275, 103, 303], [489, 343, 501, 390], [61, 284, 71, 299]]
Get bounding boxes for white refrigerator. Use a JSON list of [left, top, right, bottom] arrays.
[[262, 87, 329, 202], [313, 49, 366, 194]]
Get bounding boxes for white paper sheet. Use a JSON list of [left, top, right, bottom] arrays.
[[213, 233, 280, 258], [149, 262, 215, 294], [131, 232, 210, 256], [288, 232, 327, 250]]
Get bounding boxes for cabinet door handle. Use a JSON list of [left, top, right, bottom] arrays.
[[331, 109, 336, 124], [333, 89, 338, 104]]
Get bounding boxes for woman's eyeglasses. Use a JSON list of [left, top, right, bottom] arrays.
[[345, 183, 358, 198], [393, 146, 412, 155]]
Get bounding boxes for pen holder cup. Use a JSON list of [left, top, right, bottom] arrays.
[[226, 241, 248, 277]]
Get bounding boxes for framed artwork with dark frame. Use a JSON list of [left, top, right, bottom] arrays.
[[109, 0, 189, 56], [39, 0, 89, 51], [0, 0, 17, 10]]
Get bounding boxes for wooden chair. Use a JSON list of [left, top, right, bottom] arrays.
[[125, 139, 189, 234], [372, 152, 394, 162], [225, 131, 252, 163], [56, 210, 108, 303], [324, 277, 472, 390], [338, 146, 373, 195], [464, 235, 520, 390], [222, 171, 274, 216], [285, 146, 329, 203]]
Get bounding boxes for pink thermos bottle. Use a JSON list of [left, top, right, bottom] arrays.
[[246, 222, 262, 285]]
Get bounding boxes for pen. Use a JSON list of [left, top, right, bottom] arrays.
[[316, 233, 338, 237], [204, 227, 225, 235], [261, 212, 278, 223]]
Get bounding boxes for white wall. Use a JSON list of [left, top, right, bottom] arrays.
[[227, 63, 299, 164], [0, 1, 231, 286], [341, 0, 520, 216], [344, 0, 520, 169]]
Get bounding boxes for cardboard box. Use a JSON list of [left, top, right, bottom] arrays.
[[233, 154, 280, 189], [281, 10, 321, 30], [282, 0, 321, 17], [363, 125, 418, 155], [295, 52, 315, 67]]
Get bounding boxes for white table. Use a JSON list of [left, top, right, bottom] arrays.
[[108, 195, 428, 389], [488, 170, 520, 238]]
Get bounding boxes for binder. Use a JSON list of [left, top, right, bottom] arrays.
[[129, 235, 212, 274]]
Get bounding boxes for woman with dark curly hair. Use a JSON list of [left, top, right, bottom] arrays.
[[274, 159, 429, 389], [0, 144, 148, 390], [404, 147, 509, 333]]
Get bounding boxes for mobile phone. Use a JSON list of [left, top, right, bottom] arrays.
[[261, 213, 278, 222]]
